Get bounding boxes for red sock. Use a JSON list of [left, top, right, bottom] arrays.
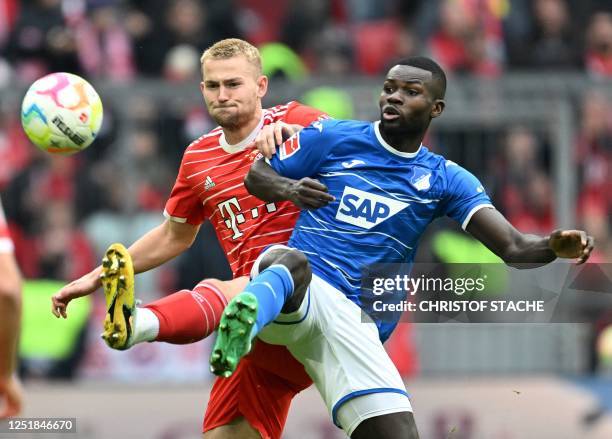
[[144, 281, 228, 344]]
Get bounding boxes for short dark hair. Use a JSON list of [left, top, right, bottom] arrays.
[[394, 56, 447, 99]]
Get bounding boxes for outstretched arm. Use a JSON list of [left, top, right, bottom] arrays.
[[52, 219, 199, 318], [466, 207, 594, 268], [245, 159, 334, 209]]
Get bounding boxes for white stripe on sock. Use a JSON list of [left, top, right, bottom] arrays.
[[132, 307, 160, 345], [189, 291, 211, 335]]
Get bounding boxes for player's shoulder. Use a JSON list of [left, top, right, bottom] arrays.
[[422, 152, 482, 196], [265, 101, 293, 118], [440, 157, 475, 181], [268, 101, 329, 125], [307, 118, 369, 134], [184, 126, 224, 153], [415, 146, 447, 169], [414, 147, 473, 187], [272, 100, 320, 115]]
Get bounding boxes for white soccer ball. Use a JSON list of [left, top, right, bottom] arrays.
[[21, 72, 103, 155]]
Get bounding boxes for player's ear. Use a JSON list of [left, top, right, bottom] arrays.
[[431, 99, 445, 119], [256, 75, 268, 99]]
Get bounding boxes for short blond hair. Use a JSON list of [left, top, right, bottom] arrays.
[[200, 38, 262, 75]]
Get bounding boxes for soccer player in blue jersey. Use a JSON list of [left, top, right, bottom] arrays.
[[210, 57, 594, 439]]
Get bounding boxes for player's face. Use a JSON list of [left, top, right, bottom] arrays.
[[201, 56, 268, 130], [379, 65, 444, 134]]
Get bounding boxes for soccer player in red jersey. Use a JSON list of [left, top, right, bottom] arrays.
[[51, 39, 332, 438], [0, 197, 23, 419]]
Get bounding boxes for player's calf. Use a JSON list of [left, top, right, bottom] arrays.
[[210, 246, 311, 377], [100, 243, 247, 350]]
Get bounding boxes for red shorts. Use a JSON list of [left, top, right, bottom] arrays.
[[203, 339, 312, 439]]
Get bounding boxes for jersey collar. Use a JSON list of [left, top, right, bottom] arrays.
[[219, 114, 264, 154], [374, 121, 422, 158]]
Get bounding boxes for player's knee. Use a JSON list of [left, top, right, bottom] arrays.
[[281, 249, 311, 291], [278, 249, 311, 312], [258, 247, 311, 312], [258, 247, 290, 272], [259, 248, 311, 292]]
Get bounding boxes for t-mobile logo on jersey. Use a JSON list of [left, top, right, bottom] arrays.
[[336, 186, 409, 229], [218, 198, 278, 240], [218, 197, 246, 239]]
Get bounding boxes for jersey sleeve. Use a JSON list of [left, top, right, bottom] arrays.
[[441, 161, 495, 230], [282, 101, 328, 126], [0, 199, 14, 253], [163, 154, 208, 226], [267, 119, 335, 179]]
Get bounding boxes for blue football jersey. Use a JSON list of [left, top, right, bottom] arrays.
[[268, 119, 494, 341]]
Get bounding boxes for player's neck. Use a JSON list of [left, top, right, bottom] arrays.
[[380, 129, 425, 154], [223, 108, 263, 145]]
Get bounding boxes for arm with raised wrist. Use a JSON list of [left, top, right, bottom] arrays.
[[466, 208, 593, 268], [245, 159, 334, 209], [51, 219, 199, 318]]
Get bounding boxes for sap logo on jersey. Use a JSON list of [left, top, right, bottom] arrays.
[[336, 186, 409, 229]]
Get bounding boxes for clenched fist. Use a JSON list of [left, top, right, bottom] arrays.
[[548, 230, 594, 264]]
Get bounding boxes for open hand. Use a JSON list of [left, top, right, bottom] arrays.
[[51, 267, 102, 318], [0, 376, 22, 419]]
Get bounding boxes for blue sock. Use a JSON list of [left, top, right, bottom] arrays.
[[243, 264, 294, 338]]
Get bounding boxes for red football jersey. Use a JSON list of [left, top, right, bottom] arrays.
[[164, 101, 326, 277], [0, 198, 14, 253]]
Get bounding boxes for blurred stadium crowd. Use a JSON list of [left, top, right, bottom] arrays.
[[1, 0, 612, 80], [0, 0, 610, 379]]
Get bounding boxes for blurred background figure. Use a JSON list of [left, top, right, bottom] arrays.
[[585, 9, 612, 78], [4, 0, 81, 82], [0, 196, 22, 419], [73, 0, 134, 81], [494, 125, 553, 234], [425, 0, 504, 76], [577, 90, 611, 262], [506, 0, 582, 70]]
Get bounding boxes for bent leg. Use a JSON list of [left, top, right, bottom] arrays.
[[254, 246, 311, 312], [145, 277, 248, 344], [210, 246, 312, 376], [274, 275, 416, 438], [203, 341, 312, 439], [105, 274, 248, 350]]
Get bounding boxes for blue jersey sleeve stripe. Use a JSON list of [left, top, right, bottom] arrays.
[[461, 203, 495, 230]]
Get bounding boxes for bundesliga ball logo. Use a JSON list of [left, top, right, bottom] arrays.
[[21, 72, 103, 155]]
